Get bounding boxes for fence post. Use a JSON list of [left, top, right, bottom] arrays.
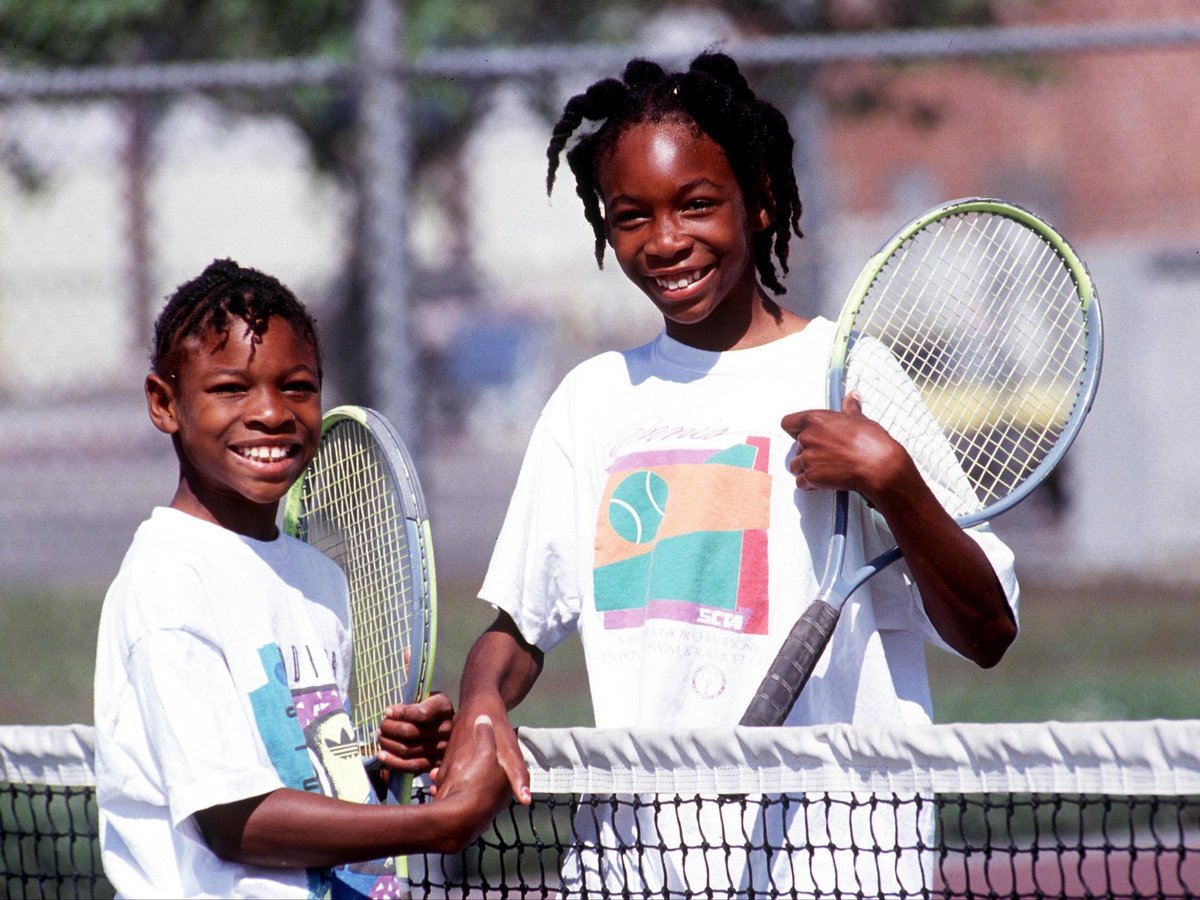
[[356, 0, 418, 449]]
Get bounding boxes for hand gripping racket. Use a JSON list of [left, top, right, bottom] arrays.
[[741, 197, 1103, 727], [284, 405, 437, 788]]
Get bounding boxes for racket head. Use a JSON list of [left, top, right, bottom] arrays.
[[283, 405, 437, 763], [829, 197, 1103, 527]]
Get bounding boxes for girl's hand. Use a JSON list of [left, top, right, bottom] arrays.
[[436, 700, 530, 806], [783, 393, 913, 504], [430, 715, 516, 849], [375, 692, 455, 775]]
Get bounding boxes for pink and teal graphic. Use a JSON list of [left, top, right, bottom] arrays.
[[594, 437, 771, 634]]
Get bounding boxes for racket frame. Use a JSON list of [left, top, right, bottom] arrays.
[[830, 197, 1104, 529], [283, 404, 438, 760]]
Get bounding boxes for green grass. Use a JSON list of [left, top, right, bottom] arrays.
[[429, 580, 594, 728], [0, 580, 595, 728], [0, 589, 105, 725], [3, 579, 1198, 727], [927, 580, 1200, 722]]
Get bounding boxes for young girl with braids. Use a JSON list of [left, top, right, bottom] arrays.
[[443, 52, 1019, 893], [94, 259, 508, 898]]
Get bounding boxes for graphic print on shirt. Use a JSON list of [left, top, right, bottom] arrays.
[[248, 643, 400, 898], [594, 436, 771, 635]]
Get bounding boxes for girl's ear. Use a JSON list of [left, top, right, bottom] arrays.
[[602, 206, 615, 247], [751, 180, 776, 232], [145, 372, 180, 435]]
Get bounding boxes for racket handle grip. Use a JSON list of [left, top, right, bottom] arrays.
[[740, 599, 840, 727]]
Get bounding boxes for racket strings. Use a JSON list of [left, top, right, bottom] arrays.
[[299, 425, 420, 757], [955, 215, 1089, 488], [849, 210, 1091, 514]]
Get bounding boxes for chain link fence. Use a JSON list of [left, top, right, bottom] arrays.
[[2, 1, 1200, 590]]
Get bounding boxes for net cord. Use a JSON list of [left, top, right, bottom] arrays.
[[518, 720, 1200, 798], [0, 724, 97, 787], [8, 721, 1200, 798]]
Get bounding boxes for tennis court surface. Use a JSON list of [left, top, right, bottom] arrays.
[[3, 719, 1197, 898]]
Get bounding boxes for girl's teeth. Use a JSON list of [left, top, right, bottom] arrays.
[[657, 271, 701, 291], [243, 447, 288, 461]]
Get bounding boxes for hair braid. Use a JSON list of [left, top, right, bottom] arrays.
[[151, 258, 322, 379], [545, 51, 803, 293], [547, 77, 633, 192], [548, 76, 637, 265]]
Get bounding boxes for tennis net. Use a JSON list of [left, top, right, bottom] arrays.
[[0, 724, 110, 899], [3, 720, 1198, 898]]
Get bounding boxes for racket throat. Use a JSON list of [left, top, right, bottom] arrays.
[[816, 531, 852, 614]]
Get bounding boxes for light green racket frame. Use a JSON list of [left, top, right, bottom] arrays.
[[284, 405, 437, 888]]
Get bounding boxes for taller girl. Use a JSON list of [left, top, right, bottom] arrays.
[[446, 53, 1019, 882]]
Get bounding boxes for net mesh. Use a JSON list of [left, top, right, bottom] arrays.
[[845, 208, 1096, 519], [287, 414, 426, 758], [3, 721, 1197, 899], [0, 725, 113, 900]]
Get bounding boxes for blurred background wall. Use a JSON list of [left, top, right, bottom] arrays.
[[1, 0, 1198, 594]]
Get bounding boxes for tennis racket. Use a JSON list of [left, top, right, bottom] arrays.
[[740, 197, 1103, 727], [283, 405, 437, 790]]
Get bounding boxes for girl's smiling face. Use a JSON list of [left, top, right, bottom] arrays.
[[146, 315, 322, 538], [597, 118, 773, 350]]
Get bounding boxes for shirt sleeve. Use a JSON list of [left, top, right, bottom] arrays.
[[479, 402, 584, 652], [128, 626, 285, 827]]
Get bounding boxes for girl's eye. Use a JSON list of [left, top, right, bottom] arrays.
[[610, 209, 648, 228], [684, 197, 718, 213], [211, 382, 246, 395], [284, 380, 319, 397]]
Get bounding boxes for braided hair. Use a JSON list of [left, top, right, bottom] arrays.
[[151, 258, 322, 380], [547, 52, 803, 295]]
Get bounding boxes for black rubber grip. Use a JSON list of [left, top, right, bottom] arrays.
[[740, 599, 841, 727]]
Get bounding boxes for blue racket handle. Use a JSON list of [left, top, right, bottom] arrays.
[[740, 598, 840, 727]]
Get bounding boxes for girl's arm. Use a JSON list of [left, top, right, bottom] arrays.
[[439, 611, 544, 805], [784, 394, 1017, 667], [194, 715, 509, 868]]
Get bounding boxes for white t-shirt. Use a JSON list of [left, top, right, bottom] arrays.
[[483, 318, 1018, 730], [94, 507, 399, 899], [480, 320, 1020, 893]]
